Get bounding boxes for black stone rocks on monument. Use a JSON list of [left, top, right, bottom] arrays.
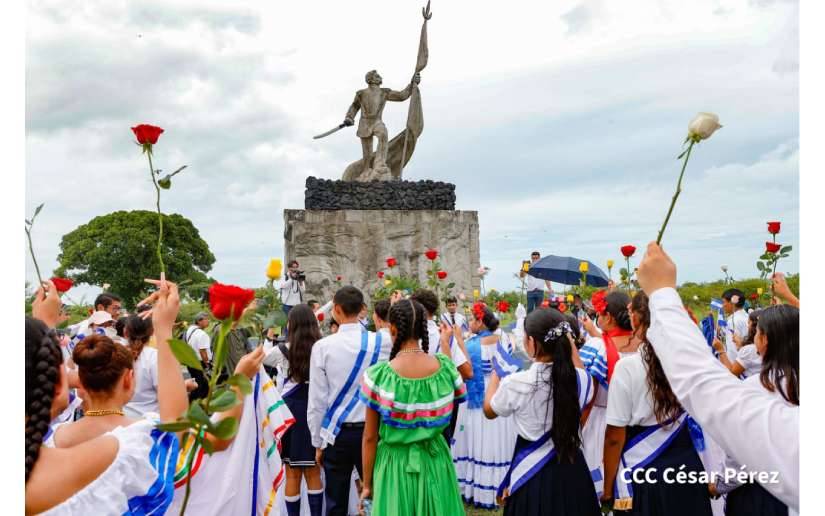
[[304, 176, 456, 211]]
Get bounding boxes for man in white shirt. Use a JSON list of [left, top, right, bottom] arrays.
[[721, 288, 749, 362], [307, 286, 391, 515], [69, 292, 123, 338], [279, 260, 306, 316], [519, 251, 554, 313], [184, 312, 212, 401], [637, 242, 798, 513], [441, 295, 469, 334]]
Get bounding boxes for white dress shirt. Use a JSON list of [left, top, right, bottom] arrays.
[[440, 311, 468, 331], [426, 319, 468, 368], [648, 288, 798, 512], [525, 274, 549, 292], [307, 323, 391, 448]]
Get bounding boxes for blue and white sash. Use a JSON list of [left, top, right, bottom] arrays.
[[613, 413, 688, 502], [319, 331, 382, 444], [497, 369, 593, 498], [492, 340, 522, 379]]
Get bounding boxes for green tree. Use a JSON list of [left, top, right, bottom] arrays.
[[54, 210, 216, 306]]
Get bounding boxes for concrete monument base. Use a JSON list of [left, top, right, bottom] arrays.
[[284, 209, 481, 307]]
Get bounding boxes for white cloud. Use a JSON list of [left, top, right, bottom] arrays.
[[26, 0, 798, 300]]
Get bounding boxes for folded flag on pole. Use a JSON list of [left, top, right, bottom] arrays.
[[700, 315, 719, 358], [492, 340, 521, 379], [710, 298, 724, 312]]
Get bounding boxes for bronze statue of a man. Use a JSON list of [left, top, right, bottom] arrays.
[[343, 70, 421, 180]]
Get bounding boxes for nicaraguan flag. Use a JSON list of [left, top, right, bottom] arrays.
[[492, 340, 521, 378]]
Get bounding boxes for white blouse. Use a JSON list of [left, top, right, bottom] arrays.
[[648, 288, 798, 512], [40, 419, 168, 515], [734, 344, 762, 378], [605, 352, 660, 427], [124, 347, 159, 418], [490, 362, 593, 441]]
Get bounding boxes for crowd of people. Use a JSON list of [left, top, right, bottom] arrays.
[[24, 243, 799, 515]]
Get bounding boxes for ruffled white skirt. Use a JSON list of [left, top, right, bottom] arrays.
[[451, 404, 518, 509]]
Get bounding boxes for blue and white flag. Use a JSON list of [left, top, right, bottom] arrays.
[[492, 340, 521, 378]]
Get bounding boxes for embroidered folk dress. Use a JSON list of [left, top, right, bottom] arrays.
[[359, 353, 467, 516]]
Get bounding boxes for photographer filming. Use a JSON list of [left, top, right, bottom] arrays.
[[280, 259, 307, 316]]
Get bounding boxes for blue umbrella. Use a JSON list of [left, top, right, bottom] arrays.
[[527, 255, 610, 287]]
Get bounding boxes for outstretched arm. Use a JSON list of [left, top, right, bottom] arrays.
[[639, 243, 799, 511], [386, 73, 421, 102]]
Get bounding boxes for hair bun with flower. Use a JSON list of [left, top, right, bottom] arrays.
[[472, 302, 487, 322], [591, 290, 608, 314], [544, 321, 573, 342]]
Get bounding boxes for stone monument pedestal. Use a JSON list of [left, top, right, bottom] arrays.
[[284, 208, 481, 306]]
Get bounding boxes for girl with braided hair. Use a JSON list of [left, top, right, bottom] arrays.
[[451, 302, 519, 510], [358, 299, 466, 515], [578, 289, 637, 498], [483, 307, 600, 516], [602, 291, 713, 515]]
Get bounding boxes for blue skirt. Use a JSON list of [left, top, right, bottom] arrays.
[[623, 423, 712, 516], [726, 482, 788, 516], [281, 383, 316, 467], [503, 437, 600, 516]]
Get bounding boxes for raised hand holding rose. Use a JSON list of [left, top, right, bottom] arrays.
[[656, 113, 721, 244]]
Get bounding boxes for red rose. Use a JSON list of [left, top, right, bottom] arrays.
[[50, 277, 74, 293], [386, 257, 398, 268], [317, 312, 325, 322], [131, 124, 165, 145], [208, 282, 255, 321], [749, 293, 759, 300], [767, 221, 781, 235], [620, 245, 636, 258], [496, 301, 510, 313], [437, 271, 448, 280], [765, 242, 781, 254], [336, 275, 342, 281], [377, 271, 385, 279], [425, 248, 438, 261], [558, 303, 567, 313], [591, 290, 608, 314], [540, 299, 550, 308]]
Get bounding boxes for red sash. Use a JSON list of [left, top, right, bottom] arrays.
[[603, 328, 633, 382]]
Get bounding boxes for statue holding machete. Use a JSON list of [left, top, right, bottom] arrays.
[[314, 1, 432, 182]]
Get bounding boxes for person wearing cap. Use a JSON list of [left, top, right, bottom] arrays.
[[184, 312, 212, 401]]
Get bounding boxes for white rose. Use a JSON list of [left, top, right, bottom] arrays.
[[688, 112, 722, 141]]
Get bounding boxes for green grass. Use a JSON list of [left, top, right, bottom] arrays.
[[463, 503, 503, 515]]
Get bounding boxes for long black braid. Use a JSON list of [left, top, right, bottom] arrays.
[[388, 299, 429, 359], [25, 317, 63, 482]]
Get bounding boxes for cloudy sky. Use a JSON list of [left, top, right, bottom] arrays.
[[26, 0, 798, 299]]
